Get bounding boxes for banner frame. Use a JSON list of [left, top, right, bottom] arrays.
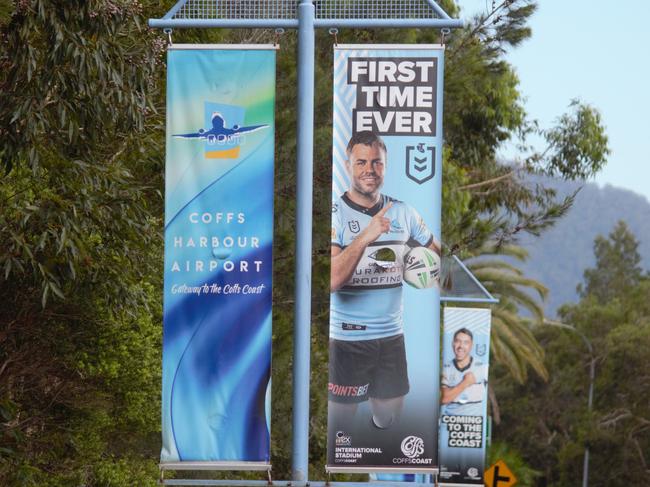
[[334, 43, 445, 50], [168, 44, 280, 50], [160, 461, 272, 472], [326, 466, 439, 475]]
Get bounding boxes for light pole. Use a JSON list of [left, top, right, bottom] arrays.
[[544, 319, 595, 487]]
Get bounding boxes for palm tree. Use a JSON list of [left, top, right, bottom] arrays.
[[447, 242, 549, 423], [466, 243, 549, 384]]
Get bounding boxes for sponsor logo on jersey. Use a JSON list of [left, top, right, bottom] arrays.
[[368, 247, 397, 270], [389, 220, 405, 233], [342, 323, 367, 331], [349, 264, 402, 287], [344, 245, 405, 288]]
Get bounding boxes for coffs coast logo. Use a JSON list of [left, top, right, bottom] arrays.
[[392, 435, 432, 465], [401, 436, 424, 458], [173, 102, 269, 159]]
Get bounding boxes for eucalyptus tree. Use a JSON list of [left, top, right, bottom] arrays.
[[1, 1, 165, 484], [493, 223, 650, 487]]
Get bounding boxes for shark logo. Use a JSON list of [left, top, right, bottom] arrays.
[[405, 143, 435, 184], [389, 219, 404, 233], [173, 103, 269, 159]]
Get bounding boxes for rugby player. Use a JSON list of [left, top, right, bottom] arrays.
[[329, 131, 440, 430], [441, 328, 488, 416]]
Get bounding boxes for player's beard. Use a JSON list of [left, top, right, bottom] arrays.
[[352, 174, 383, 200]]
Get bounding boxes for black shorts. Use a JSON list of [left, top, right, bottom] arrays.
[[328, 334, 409, 404]]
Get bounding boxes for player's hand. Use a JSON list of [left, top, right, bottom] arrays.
[[462, 372, 476, 386], [360, 202, 392, 244]]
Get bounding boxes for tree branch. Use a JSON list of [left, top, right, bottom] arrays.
[[458, 170, 516, 190], [488, 383, 501, 424]]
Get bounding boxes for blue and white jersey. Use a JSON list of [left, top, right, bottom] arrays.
[[330, 193, 434, 341], [441, 357, 488, 416]]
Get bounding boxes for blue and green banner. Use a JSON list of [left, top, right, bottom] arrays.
[[327, 45, 445, 474], [439, 307, 492, 485], [161, 46, 276, 465]]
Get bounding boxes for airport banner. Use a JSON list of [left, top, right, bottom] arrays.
[[161, 46, 276, 466], [439, 307, 492, 485], [327, 45, 445, 474]]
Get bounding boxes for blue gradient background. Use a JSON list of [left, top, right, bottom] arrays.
[[161, 49, 275, 463]]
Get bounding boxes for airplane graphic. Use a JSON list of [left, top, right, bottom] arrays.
[[173, 112, 268, 145]]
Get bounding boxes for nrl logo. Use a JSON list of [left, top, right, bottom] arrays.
[[475, 343, 487, 357], [405, 143, 435, 184], [348, 220, 360, 233]]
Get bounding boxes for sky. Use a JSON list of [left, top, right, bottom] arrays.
[[457, 0, 650, 202]]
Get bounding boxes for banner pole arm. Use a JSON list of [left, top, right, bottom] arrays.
[[162, 0, 189, 20], [313, 18, 463, 28], [292, 1, 315, 484], [426, 0, 453, 20]]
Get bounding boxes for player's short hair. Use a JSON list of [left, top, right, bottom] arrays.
[[346, 131, 387, 157], [453, 328, 473, 341]]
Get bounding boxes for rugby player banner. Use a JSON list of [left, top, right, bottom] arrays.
[[439, 307, 492, 485], [161, 46, 276, 466], [327, 45, 445, 474]]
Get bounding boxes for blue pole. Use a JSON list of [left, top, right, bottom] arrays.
[[292, 0, 315, 484], [149, 18, 299, 29]]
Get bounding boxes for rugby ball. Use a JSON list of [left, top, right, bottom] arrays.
[[403, 246, 440, 289]]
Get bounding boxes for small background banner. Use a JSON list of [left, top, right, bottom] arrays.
[[439, 307, 492, 484], [161, 46, 276, 463], [327, 45, 444, 473]]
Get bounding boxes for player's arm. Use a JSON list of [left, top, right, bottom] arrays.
[[330, 203, 392, 292], [407, 205, 441, 256], [427, 236, 441, 256], [440, 372, 476, 404]]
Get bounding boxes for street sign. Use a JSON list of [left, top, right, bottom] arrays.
[[484, 459, 517, 487]]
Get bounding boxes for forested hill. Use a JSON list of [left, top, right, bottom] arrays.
[[517, 179, 650, 316]]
